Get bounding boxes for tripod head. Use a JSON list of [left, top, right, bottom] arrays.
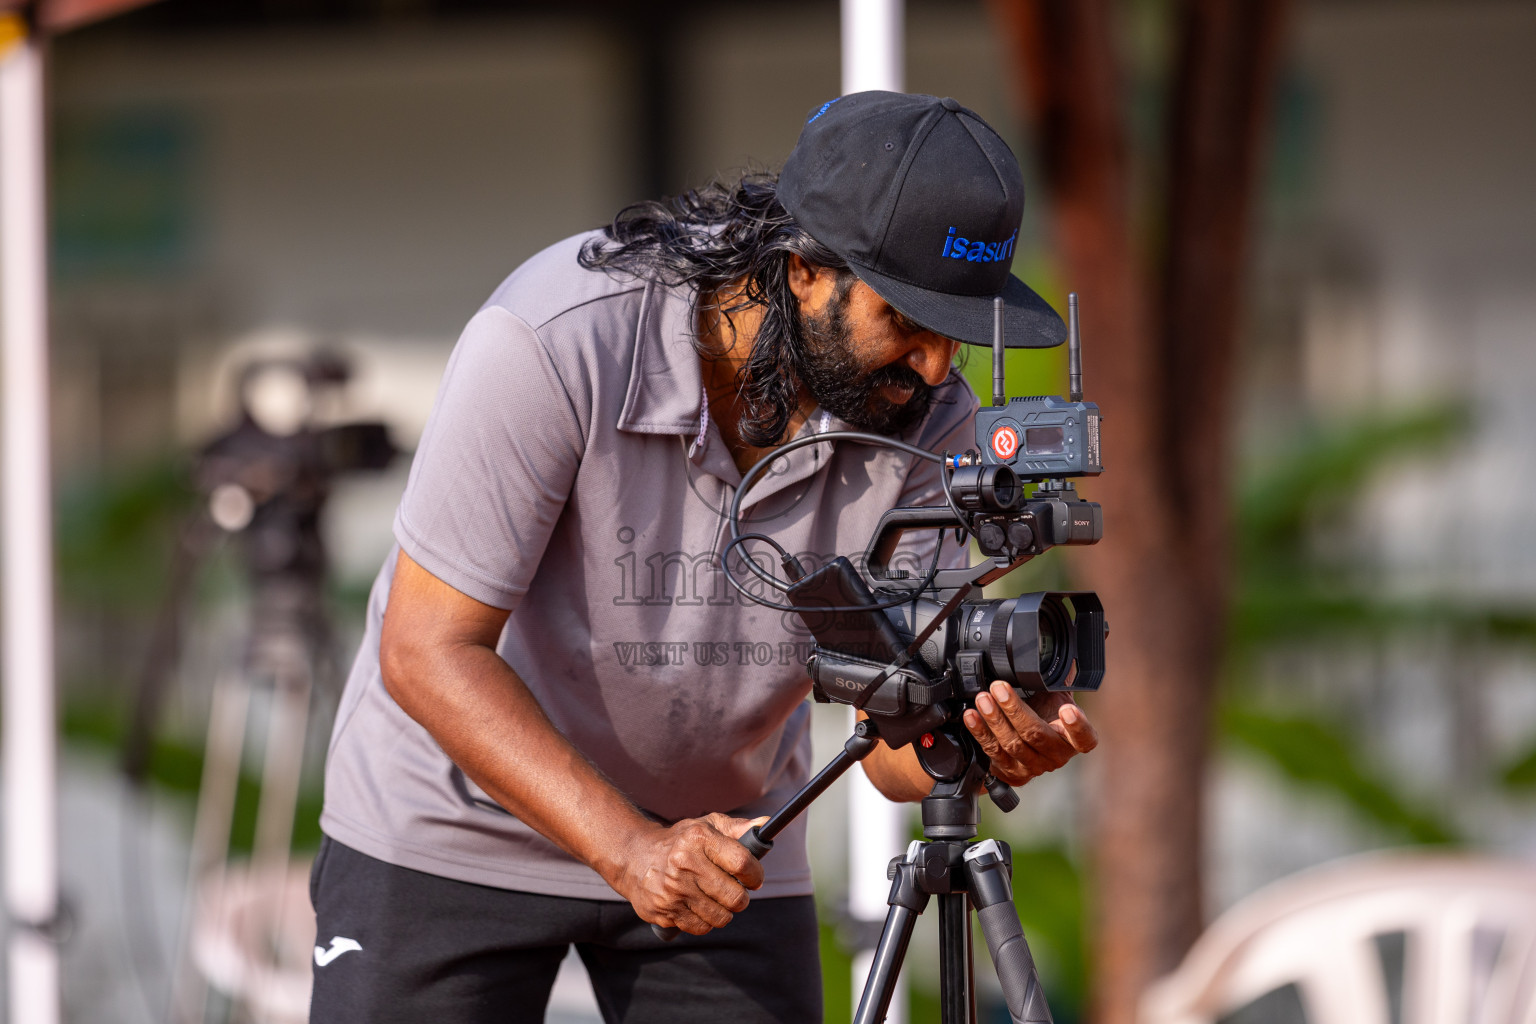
[[920, 759, 989, 842]]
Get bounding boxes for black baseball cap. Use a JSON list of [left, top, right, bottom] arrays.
[[779, 91, 1064, 349]]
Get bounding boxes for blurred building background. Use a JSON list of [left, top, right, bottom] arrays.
[[9, 0, 1534, 1021]]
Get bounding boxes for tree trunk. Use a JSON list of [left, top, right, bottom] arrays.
[[988, 2, 1290, 1022]]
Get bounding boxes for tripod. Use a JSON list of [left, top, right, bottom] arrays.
[[856, 770, 1052, 1024], [659, 718, 1055, 1024], [116, 354, 396, 1022]]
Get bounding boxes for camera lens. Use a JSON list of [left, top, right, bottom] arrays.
[[954, 592, 1104, 695], [958, 593, 1077, 690], [1032, 596, 1072, 686]]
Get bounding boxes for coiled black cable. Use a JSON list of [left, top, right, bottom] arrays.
[[719, 431, 967, 613]]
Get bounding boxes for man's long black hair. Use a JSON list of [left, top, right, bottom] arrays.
[[579, 172, 851, 447]]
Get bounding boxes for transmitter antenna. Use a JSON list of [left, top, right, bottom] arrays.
[[1067, 292, 1084, 402], [992, 296, 1006, 407]]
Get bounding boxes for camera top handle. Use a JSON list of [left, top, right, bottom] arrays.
[[864, 504, 1041, 596]]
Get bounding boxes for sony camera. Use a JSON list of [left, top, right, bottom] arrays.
[[786, 296, 1107, 797]]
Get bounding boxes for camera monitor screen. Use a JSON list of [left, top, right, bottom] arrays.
[[1024, 426, 1065, 455]]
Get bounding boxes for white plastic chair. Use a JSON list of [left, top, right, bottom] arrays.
[[1140, 852, 1536, 1024], [189, 859, 315, 1024]]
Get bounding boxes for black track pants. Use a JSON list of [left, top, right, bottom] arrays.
[[308, 837, 823, 1023]]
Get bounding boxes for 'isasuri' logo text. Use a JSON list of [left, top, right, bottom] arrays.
[[941, 226, 1016, 264]]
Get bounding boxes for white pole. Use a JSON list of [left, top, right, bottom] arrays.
[[840, 2, 906, 1018], [1, 13, 61, 1024], [841, 0, 904, 97]]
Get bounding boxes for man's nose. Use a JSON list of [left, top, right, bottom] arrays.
[[907, 335, 959, 386]]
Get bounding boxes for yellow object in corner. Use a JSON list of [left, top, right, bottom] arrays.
[[0, 12, 27, 56]]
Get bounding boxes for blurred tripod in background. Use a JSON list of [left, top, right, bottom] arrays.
[[120, 352, 396, 1023]]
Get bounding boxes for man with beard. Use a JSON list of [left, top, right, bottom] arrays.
[[311, 92, 1097, 1024]]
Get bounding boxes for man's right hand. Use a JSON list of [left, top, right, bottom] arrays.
[[611, 812, 767, 936]]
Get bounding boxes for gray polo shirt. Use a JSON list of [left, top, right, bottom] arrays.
[[320, 232, 979, 900]]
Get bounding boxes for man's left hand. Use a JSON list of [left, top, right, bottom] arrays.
[[961, 682, 1098, 787]]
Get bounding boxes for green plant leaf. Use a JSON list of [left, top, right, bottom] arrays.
[[817, 917, 854, 1024], [1500, 740, 1536, 792], [1237, 404, 1469, 561], [1005, 843, 1087, 1023], [1221, 704, 1458, 845], [56, 457, 198, 608], [1230, 585, 1536, 651]]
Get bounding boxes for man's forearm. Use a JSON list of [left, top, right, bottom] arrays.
[[857, 712, 937, 802], [383, 639, 655, 888], [379, 551, 764, 934]]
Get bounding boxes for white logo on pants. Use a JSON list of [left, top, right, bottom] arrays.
[[314, 936, 362, 966]]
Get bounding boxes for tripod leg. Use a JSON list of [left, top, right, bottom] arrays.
[[251, 652, 311, 897], [172, 669, 250, 1024], [854, 852, 929, 1024], [964, 840, 1053, 1024], [938, 893, 974, 1024], [249, 650, 313, 1024]]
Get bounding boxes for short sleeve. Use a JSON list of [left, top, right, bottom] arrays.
[[394, 305, 587, 609]]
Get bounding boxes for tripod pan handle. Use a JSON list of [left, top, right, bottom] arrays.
[[650, 826, 774, 943]]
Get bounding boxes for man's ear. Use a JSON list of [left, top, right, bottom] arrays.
[[786, 253, 834, 312]]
